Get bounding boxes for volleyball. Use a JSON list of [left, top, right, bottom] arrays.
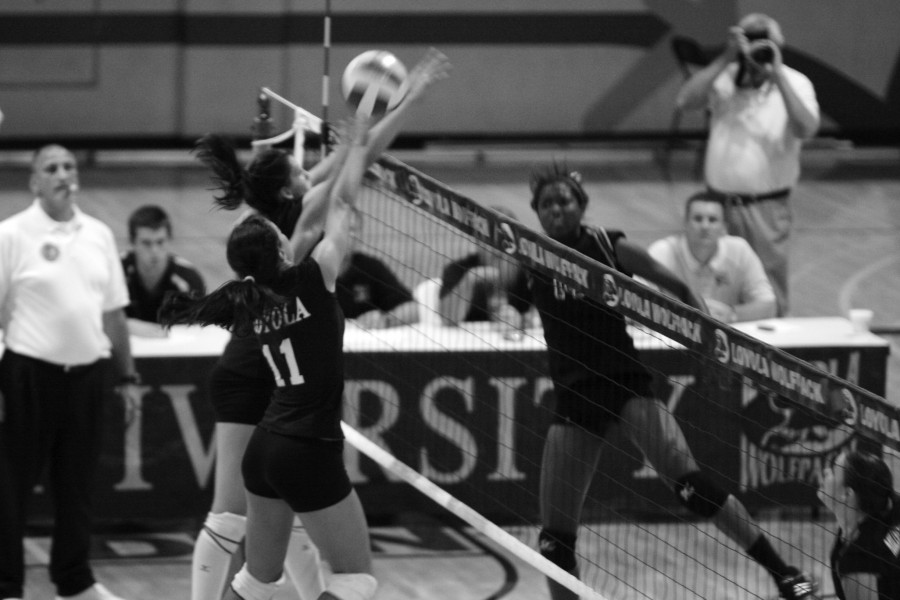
[[341, 50, 409, 119]]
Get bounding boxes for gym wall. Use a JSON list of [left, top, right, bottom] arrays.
[[0, 0, 897, 145]]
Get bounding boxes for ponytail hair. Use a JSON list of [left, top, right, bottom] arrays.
[[193, 134, 293, 217], [158, 214, 289, 336], [193, 134, 247, 210]]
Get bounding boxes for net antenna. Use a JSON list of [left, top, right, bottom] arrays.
[[321, 0, 332, 155], [251, 87, 324, 165]]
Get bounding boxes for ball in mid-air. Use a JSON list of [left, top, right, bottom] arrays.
[[341, 50, 409, 119]]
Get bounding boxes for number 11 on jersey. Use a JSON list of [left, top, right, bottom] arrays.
[[262, 338, 306, 387]]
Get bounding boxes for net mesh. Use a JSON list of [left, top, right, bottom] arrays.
[[337, 154, 895, 600]]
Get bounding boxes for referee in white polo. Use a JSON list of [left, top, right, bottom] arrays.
[[0, 145, 140, 600]]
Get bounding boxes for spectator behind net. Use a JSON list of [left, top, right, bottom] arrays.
[[648, 190, 776, 324], [675, 12, 820, 316], [438, 205, 532, 335], [337, 208, 418, 329]]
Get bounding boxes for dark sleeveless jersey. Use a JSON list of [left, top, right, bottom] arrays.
[[528, 227, 649, 387], [256, 258, 345, 439], [831, 502, 900, 600], [215, 200, 305, 380]]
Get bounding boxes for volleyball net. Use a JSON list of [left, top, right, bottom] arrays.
[[327, 151, 899, 600]]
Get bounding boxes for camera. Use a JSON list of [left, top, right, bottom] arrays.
[[747, 40, 774, 64]]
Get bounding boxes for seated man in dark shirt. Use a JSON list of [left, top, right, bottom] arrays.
[[438, 206, 532, 334], [121, 204, 206, 337], [336, 209, 418, 329]]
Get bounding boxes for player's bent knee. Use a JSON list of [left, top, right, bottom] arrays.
[[674, 472, 729, 518], [320, 573, 378, 600], [202, 511, 246, 553], [205, 511, 247, 537], [539, 529, 578, 572]]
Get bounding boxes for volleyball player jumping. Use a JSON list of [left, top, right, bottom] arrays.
[[187, 49, 449, 600], [162, 114, 378, 600], [526, 165, 820, 600]]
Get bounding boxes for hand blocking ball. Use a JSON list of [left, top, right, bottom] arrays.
[[341, 50, 409, 119]]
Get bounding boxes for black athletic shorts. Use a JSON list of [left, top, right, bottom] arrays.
[[242, 428, 352, 513], [550, 373, 655, 436], [207, 363, 275, 425]]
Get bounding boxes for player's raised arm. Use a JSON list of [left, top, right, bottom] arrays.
[[311, 116, 372, 290], [287, 123, 354, 262]]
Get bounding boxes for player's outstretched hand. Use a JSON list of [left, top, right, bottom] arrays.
[[405, 48, 452, 103]]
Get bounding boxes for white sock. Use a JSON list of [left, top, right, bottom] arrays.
[[284, 518, 325, 600], [231, 564, 285, 600], [192, 512, 246, 600], [322, 574, 378, 600], [325, 573, 378, 600]]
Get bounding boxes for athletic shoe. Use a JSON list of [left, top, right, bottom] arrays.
[[55, 583, 127, 600], [777, 569, 820, 600]]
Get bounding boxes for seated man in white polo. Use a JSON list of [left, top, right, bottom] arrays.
[[648, 191, 776, 324]]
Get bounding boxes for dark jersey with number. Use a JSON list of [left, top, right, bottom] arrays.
[[831, 504, 900, 600], [527, 227, 649, 388], [256, 258, 345, 439], [215, 201, 305, 381]]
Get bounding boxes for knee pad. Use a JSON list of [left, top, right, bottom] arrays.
[[203, 511, 246, 552], [538, 529, 578, 572], [323, 573, 378, 600], [674, 472, 729, 518]]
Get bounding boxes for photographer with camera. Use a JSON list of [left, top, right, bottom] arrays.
[[676, 13, 819, 317]]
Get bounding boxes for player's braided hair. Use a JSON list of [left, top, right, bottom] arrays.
[[529, 163, 588, 211]]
